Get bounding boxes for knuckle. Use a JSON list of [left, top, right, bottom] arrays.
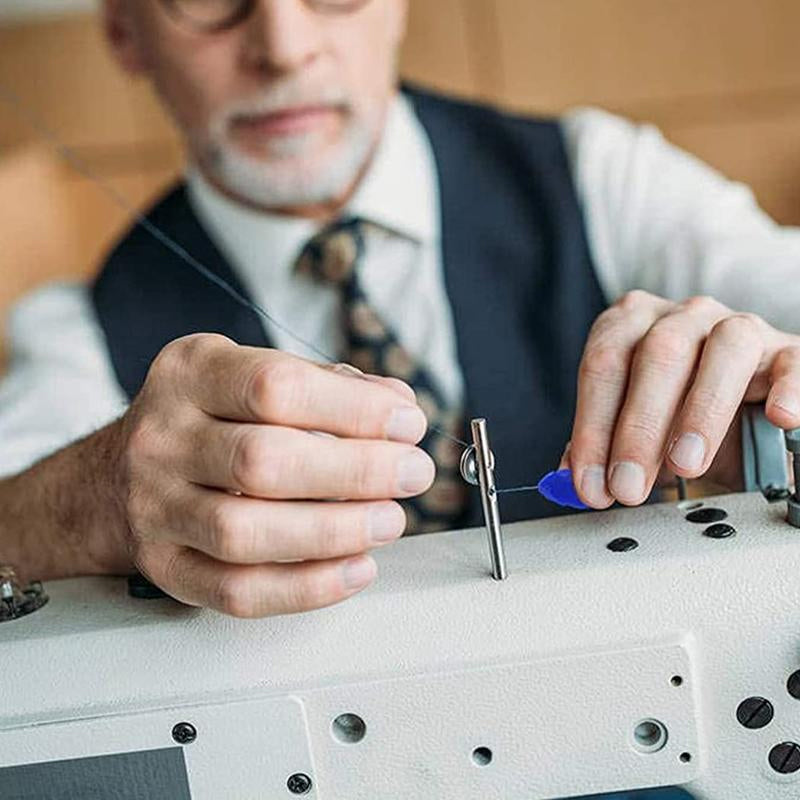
[[245, 357, 301, 421], [710, 313, 763, 346], [616, 289, 654, 312], [285, 572, 328, 612], [346, 451, 386, 497], [208, 502, 255, 562], [580, 343, 630, 383], [125, 417, 162, 463], [229, 428, 272, 493], [148, 334, 231, 390], [638, 323, 696, 369], [687, 387, 731, 422], [317, 509, 368, 556], [125, 483, 153, 531], [616, 415, 664, 452], [682, 294, 724, 315], [215, 573, 257, 618]]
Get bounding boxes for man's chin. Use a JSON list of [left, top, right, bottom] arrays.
[[209, 154, 353, 210], [206, 131, 374, 211]]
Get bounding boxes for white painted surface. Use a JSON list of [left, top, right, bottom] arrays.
[[1, 492, 799, 798], [0, 0, 94, 23]]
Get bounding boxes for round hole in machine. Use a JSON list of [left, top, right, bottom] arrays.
[[633, 719, 668, 753], [671, 675, 683, 687], [472, 746, 493, 766], [331, 713, 367, 744], [680, 752, 692, 763]]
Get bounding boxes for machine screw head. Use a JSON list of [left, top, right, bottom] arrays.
[[171, 722, 197, 745], [287, 773, 313, 794], [703, 523, 736, 539], [787, 670, 800, 700], [607, 537, 638, 553], [769, 742, 800, 774], [764, 485, 791, 503], [686, 507, 728, 524], [736, 697, 774, 729]]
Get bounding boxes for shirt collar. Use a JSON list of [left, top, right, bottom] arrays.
[[186, 93, 437, 291]]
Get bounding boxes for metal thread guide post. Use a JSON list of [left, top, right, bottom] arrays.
[[459, 418, 508, 580], [784, 428, 800, 528]]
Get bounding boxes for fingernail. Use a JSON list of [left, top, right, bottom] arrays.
[[386, 406, 427, 442], [342, 556, 376, 590], [609, 461, 646, 504], [773, 395, 800, 417], [580, 464, 609, 506], [332, 363, 364, 377], [397, 450, 435, 494], [369, 503, 405, 543], [669, 432, 706, 472]]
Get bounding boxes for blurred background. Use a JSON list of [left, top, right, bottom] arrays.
[[2, 0, 800, 370]]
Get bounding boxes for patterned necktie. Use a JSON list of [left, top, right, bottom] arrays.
[[295, 217, 468, 535]]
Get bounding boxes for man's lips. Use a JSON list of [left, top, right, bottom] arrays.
[[230, 105, 340, 137]]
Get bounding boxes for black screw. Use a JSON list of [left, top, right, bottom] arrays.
[[686, 507, 728, 524], [287, 773, 313, 795], [787, 670, 800, 700], [171, 722, 197, 745], [703, 523, 736, 539], [764, 486, 791, 503], [769, 742, 800, 774], [736, 697, 774, 729], [607, 537, 638, 552], [128, 573, 169, 600]]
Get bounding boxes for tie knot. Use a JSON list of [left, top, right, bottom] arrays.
[[295, 216, 365, 286]]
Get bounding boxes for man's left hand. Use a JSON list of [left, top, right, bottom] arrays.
[[564, 290, 800, 508]]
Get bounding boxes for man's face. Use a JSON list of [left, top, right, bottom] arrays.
[[106, 0, 407, 211]]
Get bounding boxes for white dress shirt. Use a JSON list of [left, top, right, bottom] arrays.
[[2, 94, 800, 478]]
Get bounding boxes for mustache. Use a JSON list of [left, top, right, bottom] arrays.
[[217, 81, 352, 124]]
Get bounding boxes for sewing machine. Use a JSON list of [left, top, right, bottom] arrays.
[[3, 477, 800, 798]]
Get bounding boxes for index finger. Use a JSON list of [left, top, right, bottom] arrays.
[[169, 335, 427, 443]]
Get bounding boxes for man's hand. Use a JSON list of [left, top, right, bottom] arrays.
[[109, 334, 433, 617], [563, 291, 800, 508]]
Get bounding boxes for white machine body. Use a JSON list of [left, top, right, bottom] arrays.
[[2, 491, 800, 798]]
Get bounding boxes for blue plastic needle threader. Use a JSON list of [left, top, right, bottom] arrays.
[[536, 469, 588, 509], [494, 468, 588, 510]]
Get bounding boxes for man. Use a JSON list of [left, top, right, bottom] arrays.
[[2, 0, 800, 626]]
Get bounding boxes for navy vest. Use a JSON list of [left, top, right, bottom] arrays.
[[91, 88, 608, 526]]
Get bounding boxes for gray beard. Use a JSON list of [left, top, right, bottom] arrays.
[[204, 120, 375, 209]]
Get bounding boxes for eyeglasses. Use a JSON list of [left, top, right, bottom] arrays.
[[159, 0, 372, 34]]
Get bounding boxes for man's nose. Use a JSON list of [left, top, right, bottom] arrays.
[[241, 0, 324, 76]]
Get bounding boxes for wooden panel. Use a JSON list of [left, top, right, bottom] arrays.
[[400, 0, 475, 96], [0, 14, 177, 152], [0, 145, 179, 344], [662, 112, 800, 225], [491, 0, 800, 113]]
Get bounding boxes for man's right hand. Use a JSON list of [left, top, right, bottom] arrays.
[[111, 334, 434, 618]]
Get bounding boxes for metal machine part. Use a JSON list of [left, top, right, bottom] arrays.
[[0, 566, 47, 624], [784, 427, 800, 528], [742, 405, 791, 501], [468, 418, 507, 581], [4, 492, 800, 798]]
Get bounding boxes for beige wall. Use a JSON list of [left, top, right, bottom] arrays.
[[2, 1, 800, 365]]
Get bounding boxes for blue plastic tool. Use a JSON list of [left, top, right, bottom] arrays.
[[535, 468, 588, 510]]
